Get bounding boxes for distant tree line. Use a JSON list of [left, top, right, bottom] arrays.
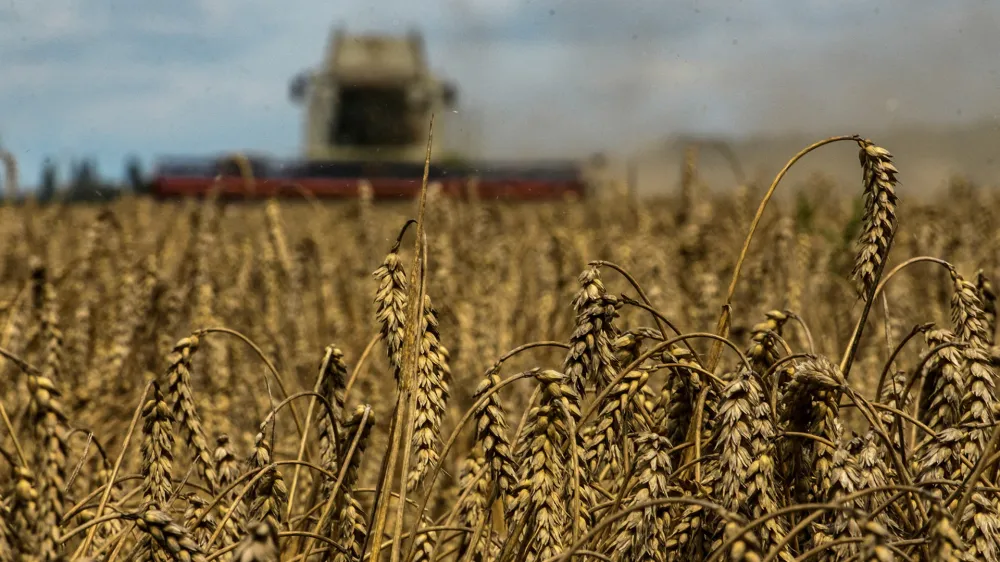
[[32, 155, 150, 203]]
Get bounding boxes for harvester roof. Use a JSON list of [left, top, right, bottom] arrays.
[[323, 30, 428, 83]]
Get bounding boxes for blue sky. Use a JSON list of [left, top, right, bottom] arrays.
[[2, 0, 999, 186]]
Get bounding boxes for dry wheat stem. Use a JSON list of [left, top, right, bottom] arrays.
[[588, 260, 669, 343], [193, 327, 307, 441], [838, 257, 955, 375], [405, 369, 541, 561], [0, 398, 27, 467], [732, 505, 862, 562], [953, 419, 1000, 519], [209, 529, 351, 561], [545, 496, 741, 562], [579, 332, 742, 427], [710, 135, 861, 371], [368, 115, 435, 562], [301, 405, 373, 560], [873, 323, 935, 402], [342, 332, 381, 401], [285, 347, 343, 523], [394, 231, 437, 559], [75, 381, 153, 560]]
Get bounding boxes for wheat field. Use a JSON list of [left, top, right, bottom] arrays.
[[2, 136, 1000, 561]]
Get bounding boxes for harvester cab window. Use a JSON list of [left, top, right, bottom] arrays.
[[331, 86, 415, 147]]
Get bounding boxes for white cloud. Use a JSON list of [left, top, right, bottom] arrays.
[[0, 0, 108, 44]]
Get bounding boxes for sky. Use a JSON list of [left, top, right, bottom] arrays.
[[2, 0, 1000, 187]]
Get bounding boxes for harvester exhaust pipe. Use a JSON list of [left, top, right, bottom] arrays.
[[465, 176, 480, 203], [0, 149, 18, 202], [678, 144, 699, 225]]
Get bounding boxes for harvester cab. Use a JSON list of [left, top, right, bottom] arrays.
[[289, 28, 458, 163]]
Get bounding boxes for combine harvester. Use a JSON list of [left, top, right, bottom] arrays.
[[151, 29, 611, 201]]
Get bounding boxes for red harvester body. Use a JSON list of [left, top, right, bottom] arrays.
[[150, 157, 589, 201]]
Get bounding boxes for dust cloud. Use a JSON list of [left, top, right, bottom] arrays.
[[427, 0, 1000, 194]]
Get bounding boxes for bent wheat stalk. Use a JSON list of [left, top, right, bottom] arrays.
[[708, 134, 860, 371]]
